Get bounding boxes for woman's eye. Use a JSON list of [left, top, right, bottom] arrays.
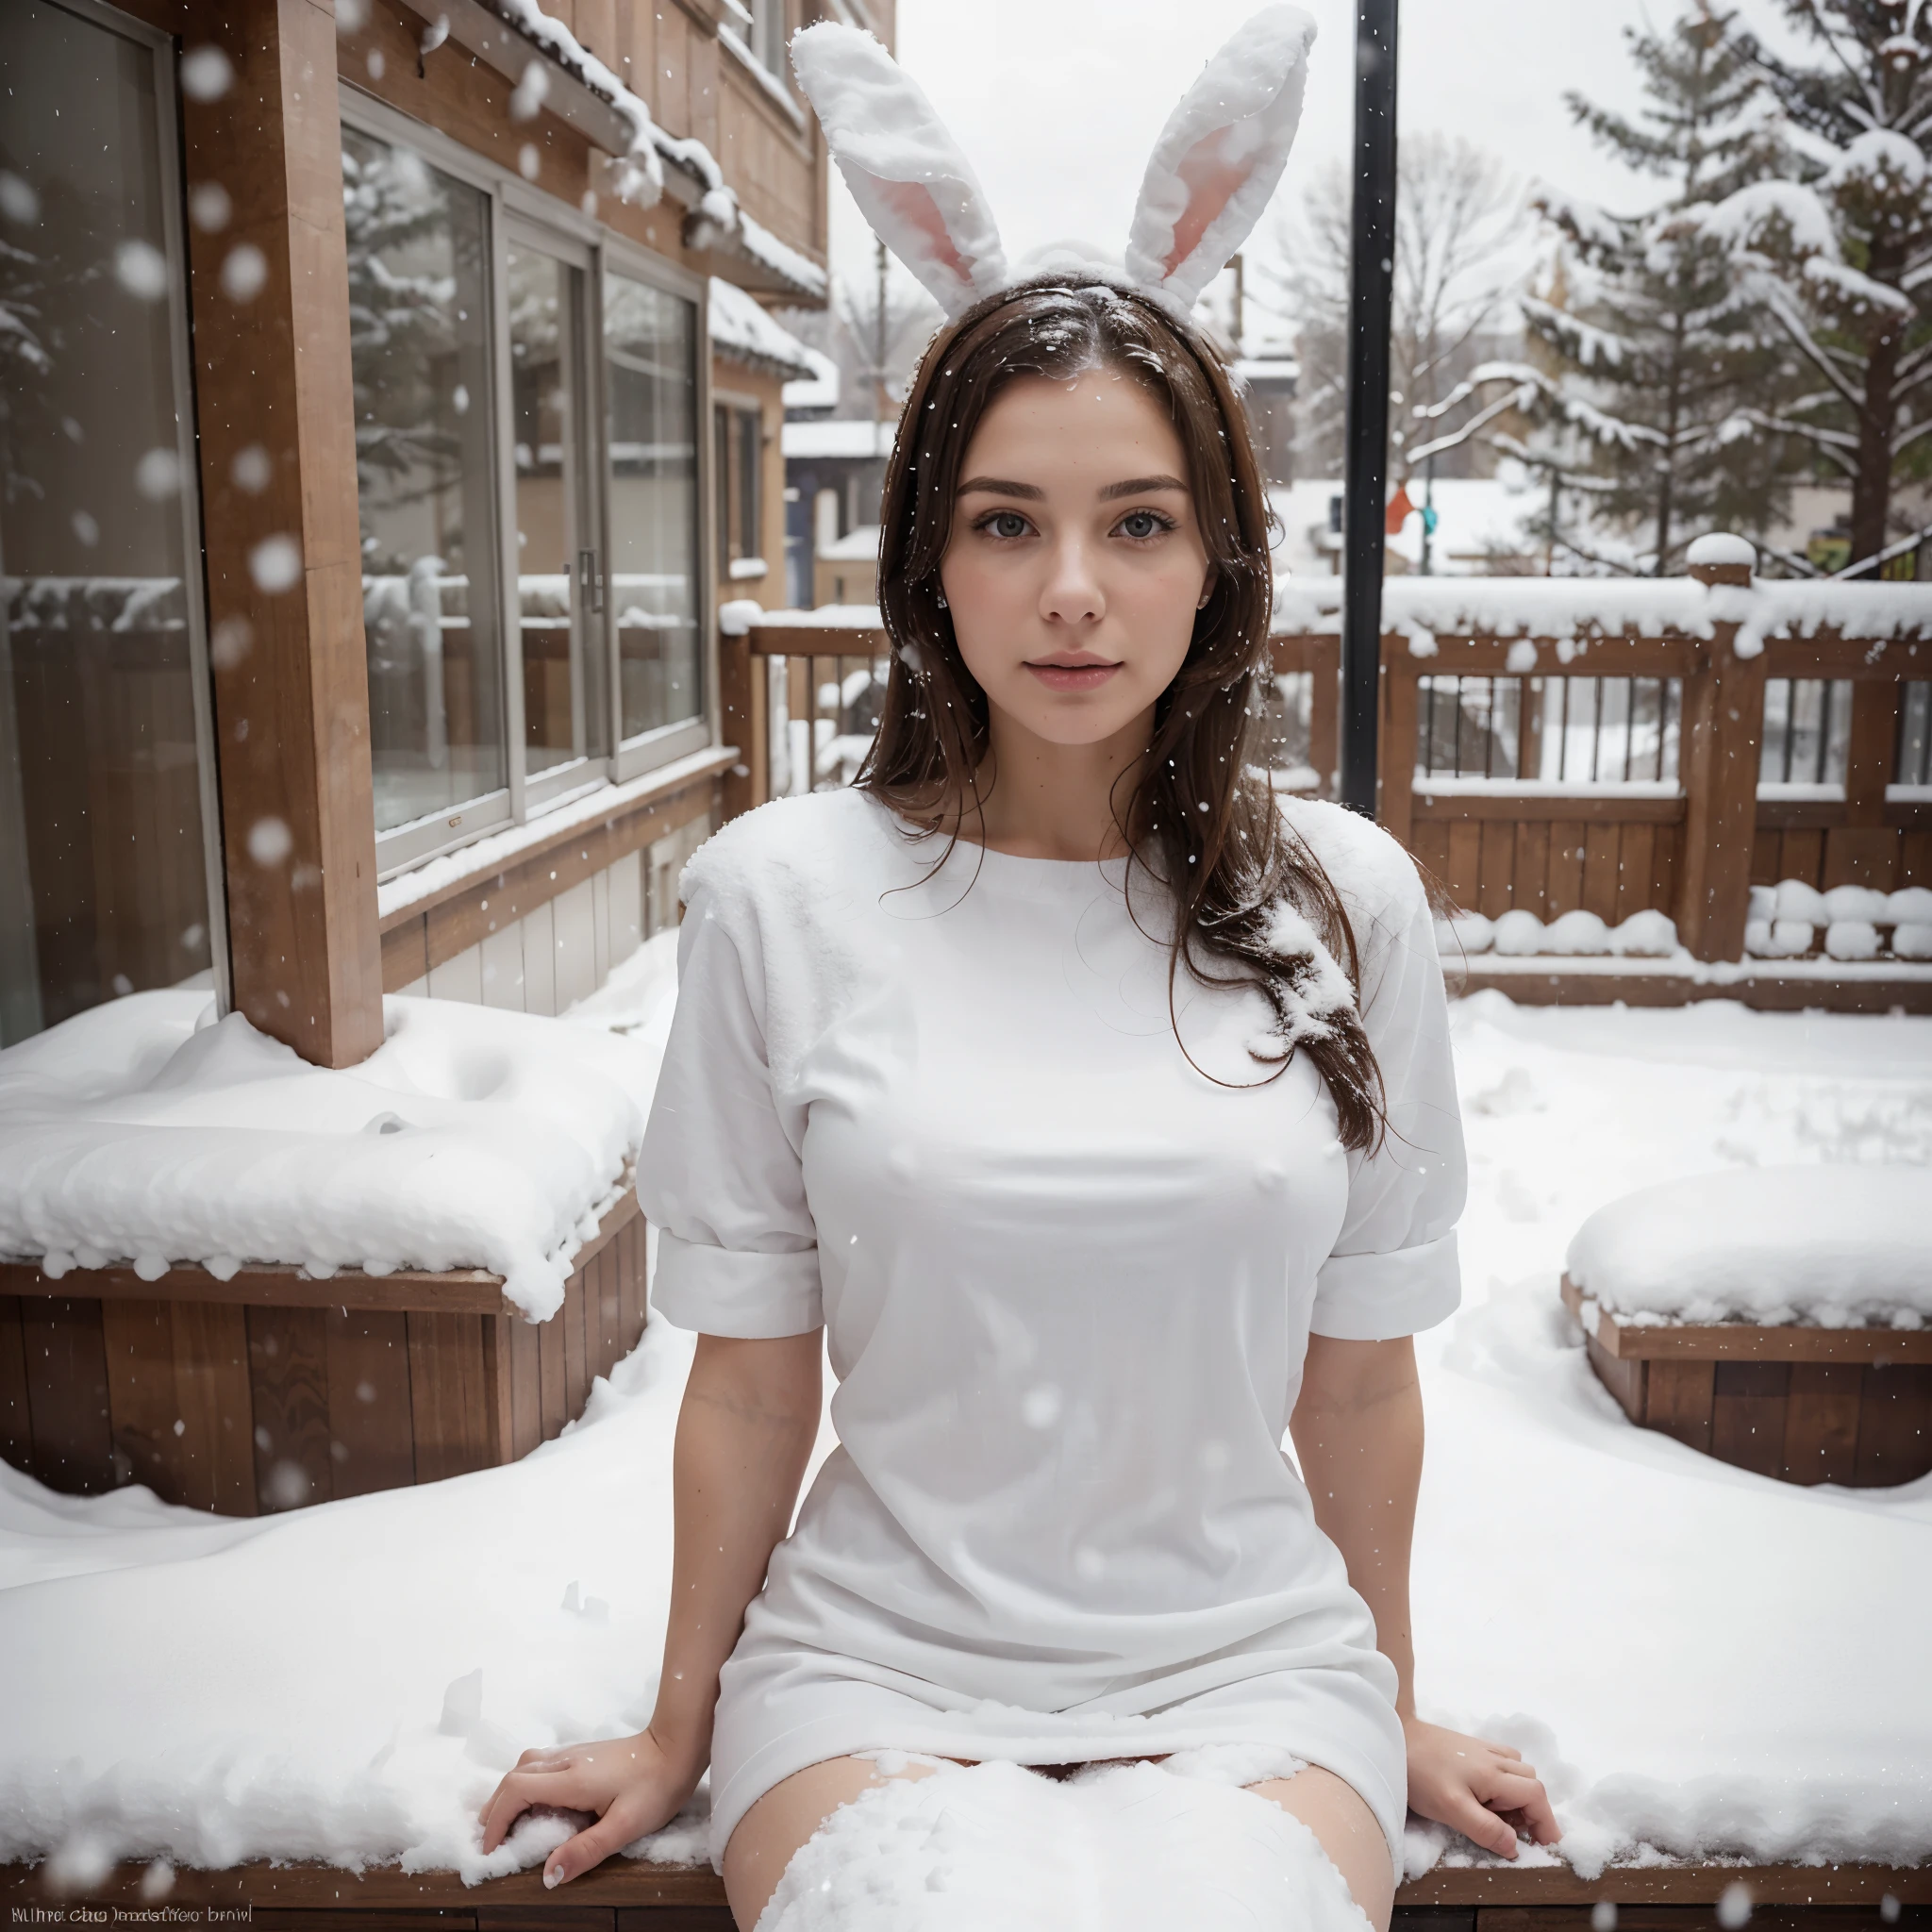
[[1116, 509, 1169, 541], [984, 511, 1031, 541]]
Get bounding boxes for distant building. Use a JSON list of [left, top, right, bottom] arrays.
[[782, 418, 897, 608]]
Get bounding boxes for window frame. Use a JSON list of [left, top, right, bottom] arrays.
[[23, 0, 234, 1013], [338, 86, 717, 875], [601, 230, 715, 786]]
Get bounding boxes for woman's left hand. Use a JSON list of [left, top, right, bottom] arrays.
[[1402, 1716, 1560, 1857]]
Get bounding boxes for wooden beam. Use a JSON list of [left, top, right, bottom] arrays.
[[5, 1857, 1924, 1914], [187, 0, 383, 1068], [1411, 792, 1686, 825], [1452, 967, 1932, 1015], [746, 622, 887, 656], [1674, 557, 1764, 961], [1560, 1274, 1932, 1364], [0, 1193, 642, 1320]]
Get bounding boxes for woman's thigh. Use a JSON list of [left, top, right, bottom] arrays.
[[723, 1753, 942, 1930], [1249, 1764, 1396, 1932], [723, 1753, 1394, 1932]]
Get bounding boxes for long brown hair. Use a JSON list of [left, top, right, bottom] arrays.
[[856, 275, 1386, 1151]]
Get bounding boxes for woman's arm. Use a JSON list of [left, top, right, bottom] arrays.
[[477, 1329, 823, 1887], [1290, 1333, 1558, 1857]]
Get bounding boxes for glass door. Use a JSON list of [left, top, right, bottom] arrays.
[[504, 224, 604, 791]]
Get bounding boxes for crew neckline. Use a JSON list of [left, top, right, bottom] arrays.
[[868, 794, 1133, 882]]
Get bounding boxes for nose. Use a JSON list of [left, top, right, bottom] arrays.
[[1037, 531, 1106, 628]]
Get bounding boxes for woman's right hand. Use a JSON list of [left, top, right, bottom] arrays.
[[476, 1728, 702, 1888]]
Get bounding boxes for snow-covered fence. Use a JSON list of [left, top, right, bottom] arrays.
[[718, 549, 1932, 991]]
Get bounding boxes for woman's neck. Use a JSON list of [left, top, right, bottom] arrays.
[[959, 702, 1156, 862]]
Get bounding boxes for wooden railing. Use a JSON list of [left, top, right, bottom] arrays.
[[717, 554, 1932, 970]]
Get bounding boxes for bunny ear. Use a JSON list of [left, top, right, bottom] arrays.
[[1124, 6, 1316, 313], [791, 23, 1008, 320]]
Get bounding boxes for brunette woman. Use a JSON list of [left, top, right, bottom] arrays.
[[479, 14, 1557, 1926]]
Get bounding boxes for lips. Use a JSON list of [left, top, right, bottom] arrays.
[[1024, 654, 1123, 692]]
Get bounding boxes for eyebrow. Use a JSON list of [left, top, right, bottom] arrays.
[[1098, 474, 1190, 501], [957, 476, 1044, 500], [956, 473, 1190, 502]]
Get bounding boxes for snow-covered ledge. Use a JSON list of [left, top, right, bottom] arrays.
[[0, 993, 651, 1323]]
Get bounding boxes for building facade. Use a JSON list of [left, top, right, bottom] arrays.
[[0, 0, 889, 1061]]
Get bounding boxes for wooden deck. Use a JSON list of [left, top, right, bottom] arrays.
[[1, 1849, 1924, 1925]]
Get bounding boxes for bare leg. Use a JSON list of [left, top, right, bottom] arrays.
[[723, 1753, 943, 1930], [1249, 1765, 1396, 1932]]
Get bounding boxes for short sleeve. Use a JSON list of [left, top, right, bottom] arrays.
[[635, 875, 824, 1339], [1308, 860, 1467, 1341]]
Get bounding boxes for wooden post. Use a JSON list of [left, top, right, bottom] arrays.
[[719, 630, 756, 822], [1676, 548, 1765, 962], [1376, 643, 1417, 848], [184, 0, 383, 1067]]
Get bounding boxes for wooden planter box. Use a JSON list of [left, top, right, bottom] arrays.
[[0, 1191, 646, 1516], [1562, 1275, 1932, 1486]]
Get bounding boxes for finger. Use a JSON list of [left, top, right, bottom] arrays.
[[1487, 1743, 1524, 1763], [477, 1768, 585, 1855], [1512, 1779, 1562, 1845], [476, 1755, 570, 1829], [1475, 1768, 1548, 1809], [1443, 1792, 1519, 1859], [544, 1791, 660, 1889]]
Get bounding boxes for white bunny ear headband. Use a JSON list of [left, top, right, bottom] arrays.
[[789, 7, 1316, 325]]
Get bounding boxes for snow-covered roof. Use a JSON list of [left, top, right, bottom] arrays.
[[783, 418, 899, 461], [707, 277, 815, 379], [466, 0, 827, 301], [784, 345, 841, 414], [819, 523, 881, 562]]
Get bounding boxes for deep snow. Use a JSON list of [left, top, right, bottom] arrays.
[[1, 981, 1928, 1891]]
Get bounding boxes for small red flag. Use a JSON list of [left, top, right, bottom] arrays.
[[1385, 484, 1415, 537]]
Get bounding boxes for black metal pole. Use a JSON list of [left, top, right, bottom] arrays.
[[1339, 0, 1399, 818]]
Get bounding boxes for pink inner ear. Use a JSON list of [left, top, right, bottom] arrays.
[[1163, 125, 1250, 279], [858, 171, 974, 291]]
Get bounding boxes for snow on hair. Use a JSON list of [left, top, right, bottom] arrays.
[[790, 8, 1316, 324]]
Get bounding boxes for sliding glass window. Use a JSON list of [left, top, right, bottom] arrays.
[[0, 0, 220, 1046], [605, 271, 702, 742], [341, 94, 709, 871], [342, 125, 507, 839], [508, 231, 605, 785]]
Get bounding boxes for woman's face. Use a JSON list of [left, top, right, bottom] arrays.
[[938, 365, 1213, 749]]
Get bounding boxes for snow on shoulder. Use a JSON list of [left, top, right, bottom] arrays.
[[1566, 1164, 1932, 1330], [1277, 791, 1426, 934], [0, 992, 651, 1321]]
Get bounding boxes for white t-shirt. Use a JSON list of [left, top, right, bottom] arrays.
[[638, 785, 1465, 1860]]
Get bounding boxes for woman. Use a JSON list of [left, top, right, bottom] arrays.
[[476, 273, 1557, 1926], [479, 15, 1557, 1925]]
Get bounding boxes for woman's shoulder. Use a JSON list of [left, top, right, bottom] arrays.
[[679, 788, 886, 922], [1274, 793, 1427, 938]]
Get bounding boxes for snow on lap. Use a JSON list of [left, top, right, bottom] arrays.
[[758, 1759, 1366, 1932]]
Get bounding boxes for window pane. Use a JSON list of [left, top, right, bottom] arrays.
[[509, 243, 592, 776], [0, 0, 211, 1046], [606, 273, 701, 740], [343, 125, 505, 836], [737, 408, 760, 563]]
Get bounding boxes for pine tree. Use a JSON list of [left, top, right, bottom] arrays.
[[1707, 0, 1932, 574], [1430, 3, 1789, 575]]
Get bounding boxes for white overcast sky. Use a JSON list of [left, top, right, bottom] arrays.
[[824, 1, 1807, 307]]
